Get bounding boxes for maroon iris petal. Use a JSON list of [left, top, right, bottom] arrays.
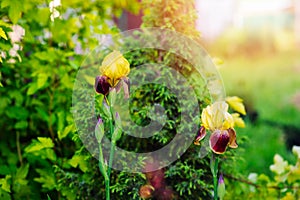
[[194, 126, 206, 145], [95, 76, 110, 95], [209, 130, 230, 154]]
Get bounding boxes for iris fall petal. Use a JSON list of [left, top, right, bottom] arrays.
[[209, 129, 230, 154], [194, 126, 206, 145]]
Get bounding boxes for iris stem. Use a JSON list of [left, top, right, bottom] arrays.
[[98, 145, 109, 199], [105, 178, 110, 200], [106, 99, 115, 200], [211, 153, 219, 200], [107, 105, 114, 178], [99, 95, 115, 200]]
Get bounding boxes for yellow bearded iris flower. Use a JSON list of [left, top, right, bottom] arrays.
[[100, 50, 130, 87], [196, 101, 238, 154]]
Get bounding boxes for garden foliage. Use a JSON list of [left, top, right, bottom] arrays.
[[0, 0, 217, 199], [2, 0, 294, 199], [0, 0, 139, 199]]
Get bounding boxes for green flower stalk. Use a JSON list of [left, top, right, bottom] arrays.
[[210, 153, 219, 200], [95, 51, 130, 200], [95, 118, 109, 199]]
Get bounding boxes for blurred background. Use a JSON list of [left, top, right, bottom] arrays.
[[197, 0, 300, 177]]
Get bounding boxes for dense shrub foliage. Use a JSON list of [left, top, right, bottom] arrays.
[[0, 0, 216, 199], [0, 0, 140, 199]]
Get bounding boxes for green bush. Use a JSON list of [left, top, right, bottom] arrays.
[[0, 0, 139, 199]]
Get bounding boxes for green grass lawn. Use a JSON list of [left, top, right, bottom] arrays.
[[218, 50, 300, 175]]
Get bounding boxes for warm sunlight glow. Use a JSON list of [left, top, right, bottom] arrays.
[[196, 0, 293, 40]]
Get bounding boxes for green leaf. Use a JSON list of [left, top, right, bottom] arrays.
[[61, 74, 74, 89], [0, 175, 11, 193], [0, 165, 10, 175], [27, 82, 38, 95], [68, 154, 88, 172], [1, 0, 10, 8], [6, 106, 29, 120], [15, 164, 29, 180], [8, 0, 23, 24], [9, 90, 24, 105], [0, 189, 11, 200], [14, 121, 28, 129], [36, 8, 50, 26], [37, 73, 48, 89], [25, 137, 54, 153], [47, 194, 52, 200], [34, 169, 56, 190], [60, 189, 76, 200], [34, 50, 57, 62], [14, 164, 29, 188], [45, 149, 57, 162], [51, 18, 79, 43], [37, 137, 54, 147], [58, 124, 74, 140], [0, 28, 8, 40], [0, 20, 11, 28], [57, 111, 65, 132], [35, 107, 49, 122]]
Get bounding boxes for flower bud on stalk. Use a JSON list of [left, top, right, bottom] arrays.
[[112, 112, 122, 143], [95, 118, 104, 142], [217, 174, 226, 200]]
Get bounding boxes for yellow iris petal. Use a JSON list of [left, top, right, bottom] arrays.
[[222, 112, 234, 130], [201, 101, 235, 131], [231, 113, 246, 128], [226, 96, 246, 115], [201, 105, 213, 130], [100, 50, 130, 87]]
